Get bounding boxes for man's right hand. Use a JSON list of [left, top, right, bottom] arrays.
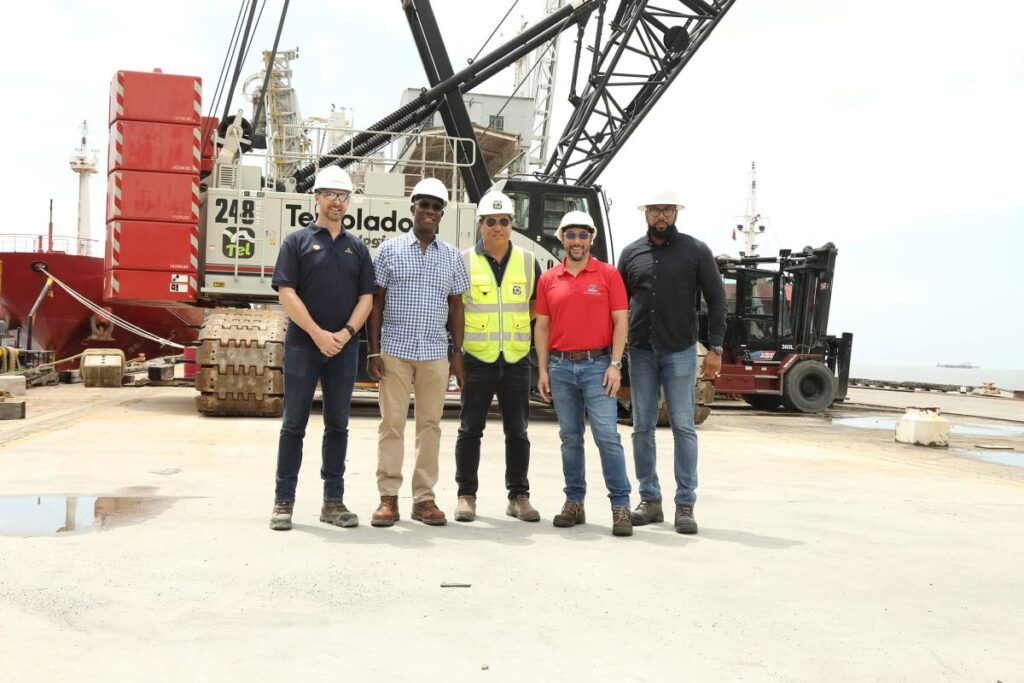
[[314, 328, 343, 357], [537, 368, 552, 403], [367, 355, 384, 381]]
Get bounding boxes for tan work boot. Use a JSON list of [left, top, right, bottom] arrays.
[[454, 495, 476, 522], [411, 499, 447, 526], [371, 495, 400, 527], [506, 494, 540, 522], [675, 504, 698, 534], [612, 506, 633, 537], [552, 500, 585, 528], [270, 500, 293, 531], [631, 498, 664, 525], [320, 499, 359, 528]]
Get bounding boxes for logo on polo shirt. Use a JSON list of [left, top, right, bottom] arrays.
[[344, 247, 353, 254], [312, 244, 322, 251], [586, 284, 600, 295]]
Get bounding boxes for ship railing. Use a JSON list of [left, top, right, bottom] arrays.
[[0, 234, 98, 257]]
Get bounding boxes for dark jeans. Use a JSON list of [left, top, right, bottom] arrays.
[[275, 341, 358, 502], [454, 354, 531, 499]]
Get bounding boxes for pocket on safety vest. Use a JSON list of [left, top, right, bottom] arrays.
[[507, 276, 528, 301], [464, 316, 489, 351]]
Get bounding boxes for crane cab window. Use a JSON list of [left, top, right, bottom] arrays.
[[504, 192, 531, 234], [542, 194, 590, 239]]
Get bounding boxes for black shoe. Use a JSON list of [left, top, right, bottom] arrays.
[[675, 504, 698, 534], [631, 498, 664, 525]]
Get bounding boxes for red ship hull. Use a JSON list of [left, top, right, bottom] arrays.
[[0, 250, 202, 363]]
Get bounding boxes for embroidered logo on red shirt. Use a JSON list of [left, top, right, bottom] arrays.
[[585, 284, 600, 295]]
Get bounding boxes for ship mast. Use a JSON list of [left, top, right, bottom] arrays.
[[68, 120, 97, 256], [735, 161, 765, 257]]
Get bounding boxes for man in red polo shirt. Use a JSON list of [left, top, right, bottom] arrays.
[[535, 210, 633, 537]]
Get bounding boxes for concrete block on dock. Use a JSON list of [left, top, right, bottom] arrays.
[[895, 407, 949, 447], [0, 375, 27, 396], [0, 399, 26, 420], [81, 349, 126, 388]]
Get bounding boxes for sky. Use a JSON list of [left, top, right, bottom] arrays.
[[2, 0, 1021, 369]]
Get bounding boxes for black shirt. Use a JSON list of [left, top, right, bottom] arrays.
[[272, 222, 376, 349], [617, 226, 727, 351]]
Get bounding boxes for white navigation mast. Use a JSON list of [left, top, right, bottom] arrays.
[[735, 161, 765, 257], [514, 0, 563, 174], [68, 120, 97, 256]]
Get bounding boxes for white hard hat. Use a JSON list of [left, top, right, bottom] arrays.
[[476, 191, 514, 219], [555, 209, 599, 239], [312, 166, 354, 193], [638, 190, 685, 211], [411, 177, 449, 204]]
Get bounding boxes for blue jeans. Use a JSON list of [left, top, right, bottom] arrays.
[[628, 344, 698, 506], [548, 356, 631, 508], [275, 341, 358, 501]]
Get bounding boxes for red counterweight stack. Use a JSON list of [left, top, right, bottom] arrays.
[[104, 69, 202, 303]]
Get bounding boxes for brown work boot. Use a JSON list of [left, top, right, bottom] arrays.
[[371, 495, 400, 527], [454, 495, 476, 522], [411, 499, 447, 526], [552, 500, 585, 528], [270, 500, 293, 531], [506, 495, 540, 522], [320, 499, 359, 528], [675, 504, 698, 534], [612, 506, 633, 536], [631, 498, 664, 525]]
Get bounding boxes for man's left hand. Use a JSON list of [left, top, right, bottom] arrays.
[[602, 364, 621, 397], [449, 353, 465, 389], [702, 351, 722, 380]]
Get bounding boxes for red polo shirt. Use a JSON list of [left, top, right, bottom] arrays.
[[535, 255, 628, 351]]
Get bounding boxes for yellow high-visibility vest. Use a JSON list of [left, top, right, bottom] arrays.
[[461, 245, 535, 363]]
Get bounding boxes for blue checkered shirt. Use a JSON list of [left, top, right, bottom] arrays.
[[375, 231, 469, 361]]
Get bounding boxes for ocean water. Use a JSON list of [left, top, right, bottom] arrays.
[[851, 364, 1024, 391]]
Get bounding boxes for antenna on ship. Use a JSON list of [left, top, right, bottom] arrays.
[[68, 120, 98, 256], [735, 161, 766, 257]]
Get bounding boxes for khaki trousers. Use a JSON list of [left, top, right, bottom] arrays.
[[376, 352, 450, 502]]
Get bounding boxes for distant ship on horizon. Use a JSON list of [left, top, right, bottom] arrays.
[[937, 362, 979, 369]]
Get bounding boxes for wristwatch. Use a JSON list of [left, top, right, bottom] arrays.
[[709, 345, 724, 356], [344, 324, 356, 337], [610, 359, 623, 370]]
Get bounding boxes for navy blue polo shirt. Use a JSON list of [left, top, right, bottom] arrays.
[[272, 222, 375, 348]]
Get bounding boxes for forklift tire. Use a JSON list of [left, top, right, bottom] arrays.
[[782, 360, 837, 413], [743, 394, 783, 410]]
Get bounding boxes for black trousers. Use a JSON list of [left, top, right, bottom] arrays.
[[455, 354, 532, 498]]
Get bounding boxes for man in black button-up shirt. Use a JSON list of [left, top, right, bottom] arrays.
[[617, 192, 726, 534]]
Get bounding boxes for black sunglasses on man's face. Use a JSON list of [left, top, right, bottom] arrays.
[[415, 199, 445, 212]]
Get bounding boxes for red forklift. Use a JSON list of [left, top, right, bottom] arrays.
[[701, 242, 853, 412]]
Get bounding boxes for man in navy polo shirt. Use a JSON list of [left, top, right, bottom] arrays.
[[269, 166, 375, 531]]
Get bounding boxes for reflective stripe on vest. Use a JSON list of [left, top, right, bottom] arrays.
[[461, 246, 534, 363]]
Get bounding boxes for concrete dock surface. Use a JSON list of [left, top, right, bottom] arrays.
[[1, 384, 1022, 681]]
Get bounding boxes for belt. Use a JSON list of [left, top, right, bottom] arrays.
[[550, 346, 610, 362]]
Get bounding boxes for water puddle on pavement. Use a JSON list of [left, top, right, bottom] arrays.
[[952, 449, 1024, 469], [0, 495, 168, 537], [831, 416, 1024, 438]]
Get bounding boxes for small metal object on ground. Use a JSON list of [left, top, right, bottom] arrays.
[[975, 443, 1014, 451], [440, 582, 472, 588]]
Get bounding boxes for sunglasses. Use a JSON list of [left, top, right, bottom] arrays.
[[562, 230, 592, 241], [483, 217, 511, 228], [415, 200, 445, 211], [318, 190, 351, 202]]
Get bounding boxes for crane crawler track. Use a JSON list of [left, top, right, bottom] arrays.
[[195, 309, 288, 417]]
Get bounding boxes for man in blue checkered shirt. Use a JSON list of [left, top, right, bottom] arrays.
[[367, 178, 469, 527]]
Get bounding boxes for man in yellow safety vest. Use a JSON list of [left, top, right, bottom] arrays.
[[453, 190, 543, 523]]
